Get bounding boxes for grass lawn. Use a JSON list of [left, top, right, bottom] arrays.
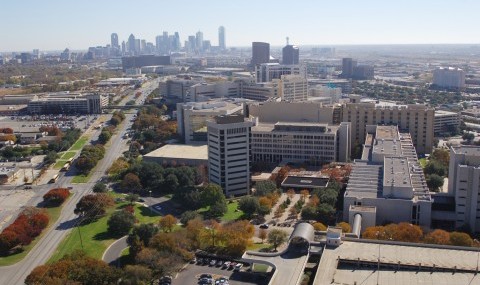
[[54, 160, 67, 169], [197, 201, 244, 222], [0, 205, 63, 266], [252, 263, 270, 273], [61, 151, 76, 160], [419, 158, 428, 168], [221, 202, 243, 222], [71, 173, 93, 183], [247, 242, 271, 251], [70, 137, 89, 151], [49, 202, 161, 263]]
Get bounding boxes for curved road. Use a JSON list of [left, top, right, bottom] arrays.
[[0, 78, 159, 285], [102, 236, 128, 266]]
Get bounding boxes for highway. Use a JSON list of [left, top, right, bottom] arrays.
[[0, 78, 160, 285]]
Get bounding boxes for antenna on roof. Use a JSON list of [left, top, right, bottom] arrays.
[[286, 37, 289, 45]]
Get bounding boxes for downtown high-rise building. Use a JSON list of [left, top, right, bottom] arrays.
[[196, 31, 204, 51], [111, 33, 119, 48], [251, 42, 270, 66], [128, 34, 136, 55], [218, 26, 226, 50], [282, 44, 299, 65]]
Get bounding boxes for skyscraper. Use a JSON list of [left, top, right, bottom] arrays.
[[341, 58, 357, 78], [111, 33, 119, 48], [173, 32, 181, 51], [282, 45, 299, 65], [128, 34, 136, 55], [218, 26, 226, 50], [196, 31, 204, 51], [207, 114, 254, 196], [251, 42, 270, 66]]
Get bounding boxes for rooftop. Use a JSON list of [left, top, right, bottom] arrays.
[[281, 175, 329, 189], [143, 144, 208, 161]]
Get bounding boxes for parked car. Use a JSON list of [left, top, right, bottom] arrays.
[[259, 224, 269, 229], [222, 261, 231, 269], [210, 259, 217, 266], [228, 262, 236, 270], [199, 274, 213, 279], [197, 258, 203, 264], [216, 260, 223, 267], [190, 257, 197, 264], [215, 277, 229, 285], [234, 263, 243, 272]]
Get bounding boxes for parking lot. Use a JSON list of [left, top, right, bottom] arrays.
[[0, 114, 93, 134], [173, 260, 270, 285]]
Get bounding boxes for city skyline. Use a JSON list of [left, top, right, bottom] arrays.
[[1, 0, 480, 52]]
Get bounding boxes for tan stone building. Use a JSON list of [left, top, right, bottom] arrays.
[[342, 102, 434, 154]]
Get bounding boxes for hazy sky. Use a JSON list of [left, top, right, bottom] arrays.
[[1, 0, 479, 52]]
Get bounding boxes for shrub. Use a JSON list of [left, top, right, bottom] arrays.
[[43, 188, 70, 206]]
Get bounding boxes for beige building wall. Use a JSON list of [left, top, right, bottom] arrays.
[[342, 103, 434, 154], [247, 101, 334, 124]]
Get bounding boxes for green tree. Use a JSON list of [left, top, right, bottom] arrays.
[[126, 193, 139, 205], [108, 210, 135, 236], [301, 206, 318, 220], [426, 174, 444, 191], [180, 210, 201, 225], [92, 182, 107, 193], [424, 160, 446, 177], [317, 203, 336, 225], [255, 180, 277, 196], [130, 223, 159, 247], [267, 229, 288, 251], [238, 196, 260, 218], [122, 173, 142, 192], [98, 130, 112, 144], [200, 184, 227, 217], [43, 151, 58, 165]]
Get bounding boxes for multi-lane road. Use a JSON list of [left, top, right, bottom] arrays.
[[0, 78, 160, 285]]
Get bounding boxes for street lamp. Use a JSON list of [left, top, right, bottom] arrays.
[[149, 190, 152, 215]]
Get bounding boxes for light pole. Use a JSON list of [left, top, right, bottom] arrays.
[[149, 190, 152, 215]]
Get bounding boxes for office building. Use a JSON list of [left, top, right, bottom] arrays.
[[177, 99, 245, 143], [28, 93, 108, 114], [111, 33, 119, 48], [433, 67, 466, 89], [238, 80, 280, 101], [279, 75, 308, 102], [196, 31, 204, 51], [128, 34, 136, 54], [121, 55, 170, 71], [251, 121, 351, 164], [218, 26, 226, 50], [343, 125, 432, 227], [247, 101, 337, 124], [251, 42, 270, 66], [309, 86, 342, 104], [342, 100, 435, 154], [282, 45, 299, 65], [207, 114, 254, 196], [255, 63, 306, 83], [342, 58, 356, 78], [434, 110, 461, 135], [143, 144, 208, 166], [448, 146, 480, 233]]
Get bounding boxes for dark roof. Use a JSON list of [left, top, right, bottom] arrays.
[[281, 176, 329, 188]]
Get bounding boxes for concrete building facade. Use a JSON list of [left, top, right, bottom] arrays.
[[28, 93, 108, 114], [207, 114, 254, 196], [344, 125, 432, 227], [433, 67, 466, 89], [251, 121, 351, 164], [279, 75, 308, 102], [434, 110, 461, 135], [342, 101, 435, 154], [255, 63, 306, 83], [448, 146, 480, 233]]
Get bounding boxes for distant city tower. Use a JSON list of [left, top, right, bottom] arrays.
[[219, 26, 226, 50], [111, 33, 119, 48]]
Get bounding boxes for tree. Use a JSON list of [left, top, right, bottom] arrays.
[[210, 200, 227, 217], [300, 190, 309, 202], [43, 151, 58, 165], [258, 229, 268, 243], [122, 173, 142, 192], [424, 160, 446, 177], [43, 188, 70, 206], [301, 206, 318, 220], [130, 223, 159, 247], [255, 180, 277, 196], [180, 211, 200, 225], [462, 132, 475, 143], [108, 210, 135, 236], [317, 203, 336, 225], [424, 229, 450, 245], [286, 189, 295, 199], [315, 188, 338, 207], [98, 130, 112, 144], [336, 222, 351, 233], [74, 193, 114, 221], [0, 231, 19, 254], [126, 193, 139, 205], [449, 231, 473, 247], [159, 215, 177, 232], [200, 184, 227, 217], [121, 265, 152, 285], [312, 222, 327, 231], [426, 174, 444, 191], [93, 182, 107, 193], [238, 196, 260, 218], [267, 229, 288, 251]]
